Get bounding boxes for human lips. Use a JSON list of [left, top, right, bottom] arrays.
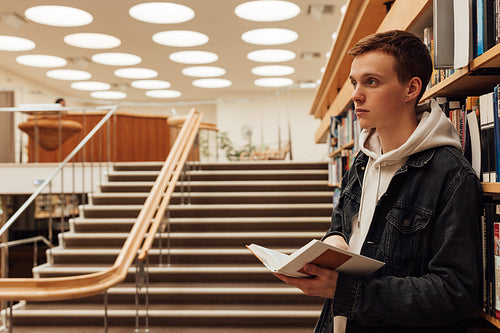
[[355, 108, 368, 116]]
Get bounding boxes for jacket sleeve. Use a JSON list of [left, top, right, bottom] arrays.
[[332, 172, 483, 327]]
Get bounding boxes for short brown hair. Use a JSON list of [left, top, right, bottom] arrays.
[[348, 30, 432, 103]]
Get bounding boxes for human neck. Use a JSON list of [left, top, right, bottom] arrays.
[[376, 109, 418, 154]]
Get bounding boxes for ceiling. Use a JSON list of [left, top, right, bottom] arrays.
[[0, 0, 346, 106]]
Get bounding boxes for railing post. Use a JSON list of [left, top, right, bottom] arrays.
[[103, 290, 108, 333]]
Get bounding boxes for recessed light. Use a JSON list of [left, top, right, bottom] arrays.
[[146, 90, 181, 98], [91, 91, 127, 100], [251, 65, 295, 76], [64, 33, 121, 49], [129, 2, 194, 24], [114, 68, 158, 79], [247, 49, 296, 62], [153, 30, 208, 47], [16, 55, 67, 68], [242, 28, 298, 45], [182, 66, 226, 77], [341, 4, 347, 14], [254, 77, 293, 87], [92, 53, 142, 66], [235, 1, 300, 22], [332, 32, 338, 40], [71, 81, 111, 91], [46, 69, 92, 81], [193, 79, 232, 88], [0, 35, 35, 51], [169, 51, 219, 64], [132, 80, 171, 89], [25, 5, 93, 27]]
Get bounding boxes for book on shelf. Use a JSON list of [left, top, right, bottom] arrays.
[[453, 0, 473, 68], [465, 96, 482, 177], [246, 239, 384, 278], [482, 201, 500, 317], [433, 0, 455, 68], [479, 91, 497, 182], [495, 221, 500, 318]]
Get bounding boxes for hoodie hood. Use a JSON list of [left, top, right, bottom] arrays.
[[358, 99, 462, 168], [348, 99, 461, 255]]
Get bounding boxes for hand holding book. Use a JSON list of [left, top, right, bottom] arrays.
[[246, 239, 384, 278]]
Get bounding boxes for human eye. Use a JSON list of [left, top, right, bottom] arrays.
[[366, 77, 378, 87], [350, 79, 357, 88]]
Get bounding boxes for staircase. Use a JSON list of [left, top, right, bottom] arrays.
[[10, 161, 333, 333]]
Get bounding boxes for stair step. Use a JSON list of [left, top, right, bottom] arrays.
[[79, 203, 333, 218], [112, 161, 328, 172], [107, 169, 328, 182], [12, 306, 321, 327], [48, 247, 303, 265], [60, 231, 324, 248], [42, 283, 323, 305], [70, 216, 331, 233], [33, 264, 286, 283], [89, 191, 333, 205], [99, 180, 331, 193]]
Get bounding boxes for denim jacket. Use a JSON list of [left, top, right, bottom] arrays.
[[314, 145, 482, 333]]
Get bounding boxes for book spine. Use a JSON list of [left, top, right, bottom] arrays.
[[477, 0, 485, 56]]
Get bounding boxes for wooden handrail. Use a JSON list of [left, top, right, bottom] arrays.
[[138, 112, 202, 261], [0, 109, 202, 302]]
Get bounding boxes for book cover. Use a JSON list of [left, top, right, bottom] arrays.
[[453, 0, 473, 68], [477, 0, 485, 56], [494, 221, 500, 318], [494, 85, 500, 181], [247, 239, 384, 278], [465, 96, 481, 177], [479, 91, 496, 182], [484, 0, 496, 51], [433, 0, 455, 68]]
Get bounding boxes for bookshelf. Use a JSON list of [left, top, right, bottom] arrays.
[[310, 0, 500, 329]]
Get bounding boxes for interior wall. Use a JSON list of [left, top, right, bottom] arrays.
[[216, 89, 327, 162]]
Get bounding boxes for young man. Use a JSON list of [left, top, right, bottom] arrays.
[[275, 30, 482, 332]]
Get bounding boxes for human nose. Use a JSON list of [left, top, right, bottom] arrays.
[[351, 85, 364, 105]]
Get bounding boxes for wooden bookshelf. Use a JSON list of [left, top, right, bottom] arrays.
[[328, 140, 355, 158], [310, 0, 500, 329], [480, 312, 500, 329]]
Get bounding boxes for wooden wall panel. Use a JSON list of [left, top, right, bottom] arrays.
[[25, 113, 171, 163]]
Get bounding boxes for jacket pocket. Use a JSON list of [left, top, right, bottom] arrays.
[[383, 205, 432, 276]]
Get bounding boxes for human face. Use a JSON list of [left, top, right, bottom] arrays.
[[349, 51, 409, 131]]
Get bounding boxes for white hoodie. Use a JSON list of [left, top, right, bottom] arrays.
[[334, 100, 461, 333]]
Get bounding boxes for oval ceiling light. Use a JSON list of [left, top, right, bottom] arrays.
[[247, 49, 296, 62], [92, 52, 142, 66], [251, 65, 295, 76], [254, 77, 293, 87], [193, 79, 232, 88], [182, 66, 226, 77], [46, 69, 91, 80], [169, 51, 219, 64], [242, 28, 298, 45], [16, 55, 67, 68], [25, 5, 92, 27], [114, 68, 158, 79], [64, 33, 121, 49], [153, 30, 208, 47], [71, 81, 111, 91], [132, 80, 171, 89], [235, 1, 300, 22], [129, 2, 194, 24], [91, 91, 127, 100], [0, 36, 35, 51], [146, 90, 181, 98]]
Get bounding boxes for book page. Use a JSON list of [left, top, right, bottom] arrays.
[[246, 244, 289, 271]]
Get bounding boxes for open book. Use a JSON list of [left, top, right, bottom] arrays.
[[247, 239, 384, 278]]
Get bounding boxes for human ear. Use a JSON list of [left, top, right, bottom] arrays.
[[406, 77, 422, 103]]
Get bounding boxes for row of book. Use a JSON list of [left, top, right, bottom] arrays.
[[426, 0, 500, 89], [327, 106, 360, 186], [481, 200, 500, 318]]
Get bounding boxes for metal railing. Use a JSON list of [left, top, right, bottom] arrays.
[[0, 108, 202, 333]]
